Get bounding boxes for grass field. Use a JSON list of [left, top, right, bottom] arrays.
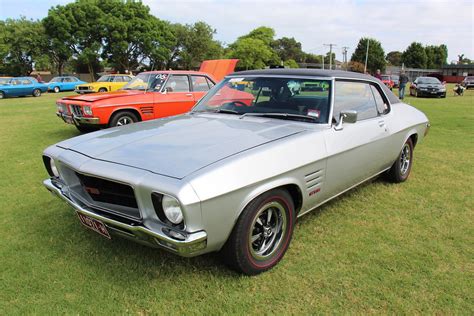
[[1, 86, 473, 314]]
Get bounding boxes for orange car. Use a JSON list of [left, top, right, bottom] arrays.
[[55, 59, 238, 132]]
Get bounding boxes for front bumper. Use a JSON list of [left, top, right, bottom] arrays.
[[418, 89, 446, 97], [43, 178, 208, 257], [57, 112, 100, 125], [74, 89, 95, 94]]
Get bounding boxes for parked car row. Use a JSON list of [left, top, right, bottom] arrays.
[[0, 74, 134, 98], [42, 66, 430, 275]]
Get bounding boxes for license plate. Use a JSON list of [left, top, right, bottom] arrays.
[[77, 212, 111, 239]]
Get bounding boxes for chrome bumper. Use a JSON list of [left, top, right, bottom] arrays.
[[56, 112, 100, 125], [43, 178, 208, 257], [74, 89, 95, 94]]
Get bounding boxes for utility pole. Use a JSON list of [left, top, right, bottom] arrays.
[[364, 38, 370, 73], [322, 55, 324, 70], [324, 43, 336, 70], [342, 46, 349, 70]]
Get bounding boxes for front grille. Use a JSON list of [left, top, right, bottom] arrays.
[[70, 105, 83, 117], [75, 172, 140, 219]]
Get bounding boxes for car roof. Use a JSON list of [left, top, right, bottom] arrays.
[[228, 69, 378, 80], [143, 70, 211, 76]]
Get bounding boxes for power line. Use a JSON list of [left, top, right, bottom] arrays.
[[324, 44, 337, 70]]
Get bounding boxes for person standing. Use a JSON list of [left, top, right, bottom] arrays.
[[398, 71, 409, 100], [374, 69, 382, 80]]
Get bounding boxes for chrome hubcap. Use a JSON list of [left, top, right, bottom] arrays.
[[400, 143, 411, 175], [249, 201, 287, 260], [116, 116, 133, 126]]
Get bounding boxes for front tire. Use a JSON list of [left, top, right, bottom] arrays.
[[109, 111, 138, 127], [386, 138, 414, 183], [98, 88, 107, 92], [33, 89, 41, 97], [0, 91, 4, 99], [221, 189, 295, 275]]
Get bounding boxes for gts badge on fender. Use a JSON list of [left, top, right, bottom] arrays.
[[309, 188, 321, 196]]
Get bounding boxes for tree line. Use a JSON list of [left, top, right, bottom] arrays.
[[0, 0, 464, 79]]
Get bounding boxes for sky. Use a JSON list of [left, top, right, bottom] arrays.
[[1, 0, 473, 63]]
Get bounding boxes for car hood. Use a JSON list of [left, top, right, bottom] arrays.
[[61, 90, 145, 102], [56, 114, 306, 179]]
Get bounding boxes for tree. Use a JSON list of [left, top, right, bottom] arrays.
[[272, 37, 304, 62], [98, 0, 175, 72], [425, 45, 447, 68], [44, 1, 106, 80], [386, 51, 402, 66], [402, 42, 427, 68], [351, 37, 386, 73], [226, 37, 274, 70], [348, 61, 365, 73], [283, 59, 299, 68], [324, 52, 336, 68], [0, 17, 46, 76], [239, 26, 275, 46], [302, 53, 322, 64]]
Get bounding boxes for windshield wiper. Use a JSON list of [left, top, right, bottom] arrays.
[[239, 112, 319, 122]]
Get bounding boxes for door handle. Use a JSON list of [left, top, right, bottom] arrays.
[[378, 120, 385, 127], [185, 93, 193, 97]]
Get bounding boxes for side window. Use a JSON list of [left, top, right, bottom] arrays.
[[334, 81, 378, 122], [113, 76, 122, 82], [124, 76, 132, 82], [164, 75, 190, 92], [370, 85, 389, 114], [206, 77, 215, 88], [191, 76, 211, 91], [22, 79, 32, 85], [63, 77, 72, 82]]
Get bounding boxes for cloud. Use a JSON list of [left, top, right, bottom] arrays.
[[144, 0, 474, 62]]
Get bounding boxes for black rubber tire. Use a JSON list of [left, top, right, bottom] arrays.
[[75, 125, 98, 133], [221, 188, 295, 275], [386, 138, 414, 183], [98, 88, 107, 92], [0, 91, 4, 99], [33, 89, 41, 97], [109, 111, 139, 127], [53, 86, 60, 93]]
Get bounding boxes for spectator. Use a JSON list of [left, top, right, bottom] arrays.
[[374, 69, 382, 80], [36, 73, 43, 83], [398, 70, 409, 100]]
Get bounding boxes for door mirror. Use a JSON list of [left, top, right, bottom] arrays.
[[334, 110, 357, 131]]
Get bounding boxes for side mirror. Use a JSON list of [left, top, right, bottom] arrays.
[[334, 110, 357, 131]]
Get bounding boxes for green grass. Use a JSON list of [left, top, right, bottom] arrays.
[[1, 87, 473, 314]]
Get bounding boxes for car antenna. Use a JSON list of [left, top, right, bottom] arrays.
[[144, 62, 155, 94]]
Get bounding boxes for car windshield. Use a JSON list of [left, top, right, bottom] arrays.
[[418, 77, 441, 84], [192, 77, 332, 123], [121, 73, 168, 91], [381, 75, 390, 80], [466, 76, 474, 80]]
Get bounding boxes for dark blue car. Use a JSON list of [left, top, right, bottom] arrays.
[[0, 77, 48, 99], [47, 76, 86, 93]]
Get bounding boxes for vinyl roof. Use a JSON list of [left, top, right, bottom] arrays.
[[229, 68, 374, 80]]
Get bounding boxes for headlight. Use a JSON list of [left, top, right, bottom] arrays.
[[50, 158, 60, 177], [83, 106, 93, 116], [56, 103, 66, 112], [439, 87, 446, 92], [89, 86, 94, 90], [162, 195, 183, 224], [420, 88, 427, 91]]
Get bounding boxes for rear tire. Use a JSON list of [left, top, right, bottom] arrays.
[[109, 111, 138, 127], [221, 188, 295, 275], [0, 91, 4, 99], [53, 86, 60, 93], [33, 89, 41, 97], [386, 138, 414, 183]]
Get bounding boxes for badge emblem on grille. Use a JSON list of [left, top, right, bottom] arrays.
[[84, 186, 100, 195]]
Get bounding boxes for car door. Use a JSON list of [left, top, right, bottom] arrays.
[[154, 75, 195, 118], [322, 80, 393, 198], [20, 79, 35, 95], [191, 75, 214, 102], [63, 77, 74, 90]]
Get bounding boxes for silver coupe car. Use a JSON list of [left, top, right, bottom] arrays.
[[43, 69, 430, 275]]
